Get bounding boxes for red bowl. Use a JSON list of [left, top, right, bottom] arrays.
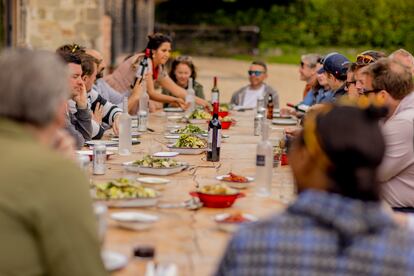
[[211, 111, 229, 118], [221, 121, 232, 129], [189, 191, 244, 208]]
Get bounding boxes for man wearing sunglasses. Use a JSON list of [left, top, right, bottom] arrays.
[[230, 61, 279, 109], [360, 58, 414, 211]]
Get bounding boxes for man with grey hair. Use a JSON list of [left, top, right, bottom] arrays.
[[390, 49, 414, 76], [299, 53, 322, 98], [0, 49, 107, 275]]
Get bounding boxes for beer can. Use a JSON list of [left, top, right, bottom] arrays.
[[93, 144, 106, 175], [254, 113, 264, 136]]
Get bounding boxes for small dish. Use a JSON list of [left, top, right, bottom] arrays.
[[85, 140, 119, 147], [167, 115, 184, 121], [152, 152, 179, 157], [110, 137, 140, 142], [221, 121, 232, 129], [272, 118, 298, 125], [216, 175, 254, 189], [111, 212, 159, 230], [136, 177, 170, 190], [214, 213, 258, 232], [164, 134, 180, 140], [164, 107, 184, 112], [101, 250, 129, 271]]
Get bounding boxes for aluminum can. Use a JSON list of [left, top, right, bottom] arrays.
[[93, 144, 106, 175], [254, 113, 264, 136]]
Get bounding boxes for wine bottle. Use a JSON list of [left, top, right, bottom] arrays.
[[130, 48, 150, 89], [255, 122, 273, 197], [286, 102, 309, 113], [185, 77, 196, 115], [137, 80, 149, 132], [266, 93, 274, 119], [207, 77, 221, 162], [118, 97, 132, 155]]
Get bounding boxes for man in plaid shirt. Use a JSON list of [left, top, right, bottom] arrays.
[[217, 103, 414, 276]]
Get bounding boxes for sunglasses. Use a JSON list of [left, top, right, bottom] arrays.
[[248, 70, 264, 76], [361, 88, 382, 95], [356, 54, 375, 65]]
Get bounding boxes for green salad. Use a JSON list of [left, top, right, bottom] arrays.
[[133, 155, 179, 168], [174, 134, 207, 148], [173, 124, 207, 134], [95, 178, 156, 199], [189, 109, 211, 120]]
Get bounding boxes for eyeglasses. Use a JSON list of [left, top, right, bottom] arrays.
[[345, 80, 357, 89], [361, 88, 382, 95], [248, 70, 264, 76], [356, 54, 375, 65]]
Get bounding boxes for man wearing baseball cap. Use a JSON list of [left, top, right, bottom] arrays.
[[318, 52, 350, 103]]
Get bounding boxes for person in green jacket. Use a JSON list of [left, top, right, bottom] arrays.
[[0, 48, 107, 276]]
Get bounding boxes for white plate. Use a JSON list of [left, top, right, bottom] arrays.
[[101, 250, 128, 271], [216, 175, 254, 189], [137, 177, 170, 185], [166, 125, 182, 130], [164, 135, 180, 139], [216, 175, 254, 182], [167, 115, 184, 120], [152, 152, 179, 157], [164, 107, 184, 112], [271, 118, 298, 125], [188, 119, 207, 124], [111, 212, 159, 222], [214, 213, 258, 233], [112, 131, 142, 138], [123, 161, 188, 175], [110, 138, 140, 142], [100, 197, 159, 208], [85, 140, 119, 147], [167, 146, 207, 155], [200, 133, 229, 138]]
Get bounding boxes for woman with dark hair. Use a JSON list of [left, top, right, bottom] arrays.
[[162, 55, 205, 101], [216, 104, 414, 276], [104, 33, 209, 114]]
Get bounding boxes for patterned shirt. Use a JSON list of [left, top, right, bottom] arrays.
[[216, 190, 414, 276]]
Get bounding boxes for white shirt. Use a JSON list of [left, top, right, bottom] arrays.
[[242, 85, 265, 108]]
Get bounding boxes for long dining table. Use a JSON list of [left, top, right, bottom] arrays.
[[91, 109, 296, 276]]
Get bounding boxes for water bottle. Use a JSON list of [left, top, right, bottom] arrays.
[[138, 80, 149, 132], [118, 97, 132, 155]]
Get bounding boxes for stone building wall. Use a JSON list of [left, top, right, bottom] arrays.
[[24, 0, 105, 51]]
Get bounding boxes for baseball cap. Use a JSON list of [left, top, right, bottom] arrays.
[[321, 52, 350, 80]]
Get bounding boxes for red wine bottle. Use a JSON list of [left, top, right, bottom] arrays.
[[207, 77, 221, 162]]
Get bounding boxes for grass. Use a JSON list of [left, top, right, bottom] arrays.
[[231, 44, 390, 65]]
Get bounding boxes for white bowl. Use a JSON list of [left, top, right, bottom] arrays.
[[188, 119, 208, 124], [101, 250, 128, 271], [167, 145, 207, 155], [111, 211, 159, 231], [123, 161, 188, 175]]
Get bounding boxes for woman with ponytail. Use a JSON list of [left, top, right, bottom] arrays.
[[105, 33, 210, 114], [217, 104, 414, 276]]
